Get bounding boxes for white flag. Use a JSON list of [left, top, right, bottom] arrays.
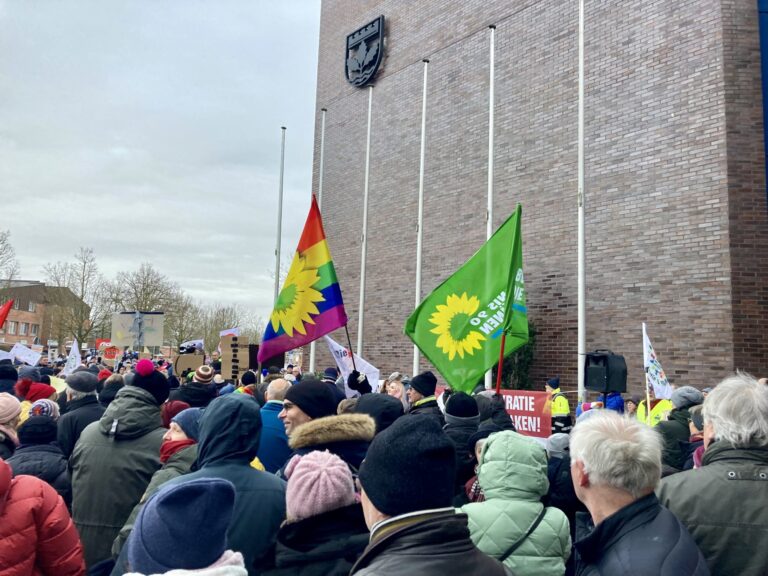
[[642, 323, 672, 399], [61, 339, 82, 377], [219, 327, 240, 338], [323, 335, 380, 399]]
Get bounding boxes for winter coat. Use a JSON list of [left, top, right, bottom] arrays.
[[460, 431, 570, 575], [256, 401, 291, 473], [545, 454, 586, 538], [0, 457, 86, 575], [71, 386, 165, 568], [657, 441, 768, 576], [655, 408, 691, 471], [0, 432, 15, 460], [57, 394, 105, 459], [280, 413, 376, 478], [264, 504, 369, 576], [350, 509, 510, 576], [160, 394, 286, 576], [443, 414, 479, 494], [112, 442, 198, 558], [123, 550, 247, 576], [168, 382, 217, 407], [408, 397, 445, 426], [574, 493, 709, 575], [6, 443, 71, 507]]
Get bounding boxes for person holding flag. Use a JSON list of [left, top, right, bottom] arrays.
[[639, 324, 674, 426]]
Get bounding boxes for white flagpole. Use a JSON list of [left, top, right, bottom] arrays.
[[309, 108, 327, 374], [485, 24, 496, 390], [577, 0, 586, 403], [274, 126, 286, 306], [413, 59, 429, 377], [357, 86, 373, 356]]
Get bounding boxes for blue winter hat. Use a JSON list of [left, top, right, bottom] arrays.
[[127, 477, 235, 574], [547, 376, 560, 388], [171, 407, 204, 442]]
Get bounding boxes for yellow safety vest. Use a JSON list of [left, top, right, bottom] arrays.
[[550, 389, 571, 417], [636, 399, 673, 427]]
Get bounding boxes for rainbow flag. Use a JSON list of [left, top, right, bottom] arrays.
[[258, 195, 348, 363]]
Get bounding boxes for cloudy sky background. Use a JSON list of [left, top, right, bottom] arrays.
[[0, 1, 320, 322]]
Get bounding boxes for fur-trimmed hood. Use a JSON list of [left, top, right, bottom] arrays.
[[289, 413, 375, 451]]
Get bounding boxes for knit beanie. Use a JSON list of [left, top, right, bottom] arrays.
[[0, 392, 21, 423], [194, 365, 214, 385], [671, 386, 704, 410], [15, 379, 57, 403], [284, 378, 338, 419], [99, 377, 125, 407], [0, 362, 18, 386], [18, 366, 41, 383], [410, 371, 437, 397], [446, 392, 479, 418], [547, 376, 560, 389], [29, 399, 60, 421], [354, 393, 404, 434], [17, 415, 57, 445], [128, 477, 236, 574], [131, 359, 170, 405], [171, 407, 204, 442], [97, 369, 113, 382], [161, 400, 191, 428], [546, 432, 570, 459], [322, 367, 339, 383], [240, 371, 257, 386], [359, 415, 456, 516], [285, 450, 357, 522], [66, 371, 98, 394]]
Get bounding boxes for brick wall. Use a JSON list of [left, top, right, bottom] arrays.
[[311, 0, 768, 391]]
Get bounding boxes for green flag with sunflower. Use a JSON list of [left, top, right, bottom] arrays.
[[405, 204, 527, 393]]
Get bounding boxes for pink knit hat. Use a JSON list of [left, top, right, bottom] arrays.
[[284, 450, 357, 522]]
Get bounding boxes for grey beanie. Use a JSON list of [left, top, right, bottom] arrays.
[[546, 433, 570, 459], [18, 366, 42, 382], [67, 371, 98, 394], [671, 386, 704, 410]]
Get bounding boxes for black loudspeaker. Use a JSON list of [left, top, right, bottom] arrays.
[[260, 352, 286, 372], [248, 345, 259, 371], [584, 350, 627, 393]]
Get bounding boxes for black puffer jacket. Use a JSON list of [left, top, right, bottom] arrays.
[[443, 415, 479, 493], [574, 493, 709, 575], [350, 510, 510, 575], [57, 394, 105, 459], [656, 408, 691, 471], [168, 382, 217, 407], [408, 398, 445, 427], [6, 443, 71, 506], [264, 504, 369, 576]]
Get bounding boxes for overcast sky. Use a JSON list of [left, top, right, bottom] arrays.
[[0, 0, 320, 321]]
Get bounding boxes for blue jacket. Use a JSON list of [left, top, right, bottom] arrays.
[[257, 401, 292, 473]]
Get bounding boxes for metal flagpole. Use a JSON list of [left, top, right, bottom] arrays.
[[309, 108, 327, 374], [485, 24, 496, 390], [274, 126, 286, 306], [577, 0, 586, 403], [413, 59, 429, 377], [357, 86, 373, 356]]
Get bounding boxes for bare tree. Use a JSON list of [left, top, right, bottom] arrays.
[[0, 230, 20, 288], [43, 247, 112, 344], [165, 290, 203, 348], [109, 262, 178, 312]]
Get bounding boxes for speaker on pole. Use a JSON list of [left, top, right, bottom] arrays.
[[584, 350, 627, 393]]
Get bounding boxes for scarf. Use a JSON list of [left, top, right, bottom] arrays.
[[464, 475, 485, 503], [160, 438, 196, 463]]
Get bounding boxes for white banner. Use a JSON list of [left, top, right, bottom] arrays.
[[219, 327, 240, 338], [324, 335, 380, 398], [9, 343, 42, 366], [61, 339, 82, 377], [642, 323, 672, 400], [0, 350, 13, 362]]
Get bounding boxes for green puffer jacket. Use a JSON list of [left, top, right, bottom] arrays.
[[460, 431, 571, 576], [112, 442, 198, 557], [71, 386, 166, 568]]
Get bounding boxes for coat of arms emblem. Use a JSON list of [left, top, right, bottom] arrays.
[[345, 16, 385, 87]]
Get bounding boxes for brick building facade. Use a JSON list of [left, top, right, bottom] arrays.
[[310, 0, 768, 393]]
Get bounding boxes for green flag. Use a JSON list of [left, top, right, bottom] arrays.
[[405, 204, 528, 393]]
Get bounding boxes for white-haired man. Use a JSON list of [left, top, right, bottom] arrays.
[[570, 411, 708, 575], [658, 373, 768, 575]]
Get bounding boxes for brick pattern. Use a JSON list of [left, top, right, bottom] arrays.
[[310, 0, 768, 392]]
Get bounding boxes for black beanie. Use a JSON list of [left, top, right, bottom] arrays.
[[132, 359, 170, 405], [284, 378, 337, 419], [359, 415, 456, 516], [410, 371, 437, 397], [445, 392, 479, 418], [241, 371, 257, 386], [354, 393, 404, 433], [0, 362, 18, 382], [18, 415, 58, 445]]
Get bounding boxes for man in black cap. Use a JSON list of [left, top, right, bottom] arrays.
[[351, 415, 510, 575], [407, 371, 444, 426], [278, 377, 338, 437], [57, 369, 104, 459]]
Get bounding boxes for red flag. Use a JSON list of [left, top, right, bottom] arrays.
[[0, 300, 13, 331]]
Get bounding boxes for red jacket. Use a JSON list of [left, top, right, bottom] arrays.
[[0, 458, 85, 576]]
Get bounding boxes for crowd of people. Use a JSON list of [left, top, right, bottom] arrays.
[[0, 351, 765, 575]]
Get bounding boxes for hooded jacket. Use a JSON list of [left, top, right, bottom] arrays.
[[0, 458, 86, 575], [460, 431, 571, 575], [57, 393, 105, 459], [6, 442, 71, 507], [658, 441, 768, 575], [280, 413, 376, 478], [264, 504, 369, 576], [71, 385, 166, 568], [655, 407, 691, 471], [161, 394, 286, 576], [168, 381, 217, 407]]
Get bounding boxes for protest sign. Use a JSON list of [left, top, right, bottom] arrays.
[[498, 390, 551, 438], [9, 343, 42, 366], [324, 335, 380, 398]]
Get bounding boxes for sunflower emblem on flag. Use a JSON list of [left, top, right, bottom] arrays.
[[428, 292, 486, 360], [270, 254, 324, 337]]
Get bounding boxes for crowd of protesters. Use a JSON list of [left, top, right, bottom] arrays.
[[0, 349, 765, 576]]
